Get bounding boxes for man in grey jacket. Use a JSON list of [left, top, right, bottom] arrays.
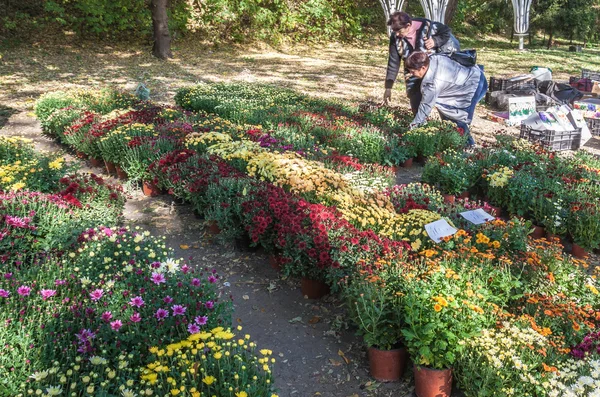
[[405, 51, 488, 146]]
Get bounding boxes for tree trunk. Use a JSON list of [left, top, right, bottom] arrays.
[[444, 0, 459, 26], [546, 28, 553, 49], [151, 0, 172, 59]]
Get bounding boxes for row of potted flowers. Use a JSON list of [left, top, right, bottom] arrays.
[[422, 138, 600, 255], [174, 82, 468, 166], [34, 87, 600, 396], [0, 136, 279, 396]]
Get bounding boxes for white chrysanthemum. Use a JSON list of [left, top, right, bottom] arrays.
[[89, 356, 108, 365], [46, 385, 62, 395]]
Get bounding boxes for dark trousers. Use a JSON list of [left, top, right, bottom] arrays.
[[406, 76, 422, 114]]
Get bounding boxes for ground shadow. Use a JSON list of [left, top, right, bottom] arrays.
[[0, 104, 17, 129]]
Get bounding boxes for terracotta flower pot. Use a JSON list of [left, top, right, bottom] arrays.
[[530, 225, 546, 239], [235, 235, 260, 253], [571, 243, 588, 259], [414, 365, 452, 397], [443, 194, 455, 204], [401, 158, 413, 168], [89, 157, 103, 167], [415, 155, 427, 164], [104, 160, 117, 176], [142, 181, 161, 197], [115, 165, 127, 180], [458, 191, 470, 199], [207, 221, 221, 235], [300, 277, 330, 299], [193, 209, 205, 220], [269, 255, 282, 271], [368, 346, 408, 382]]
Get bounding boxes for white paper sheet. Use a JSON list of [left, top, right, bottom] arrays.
[[425, 219, 458, 243], [460, 209, 495, 225]]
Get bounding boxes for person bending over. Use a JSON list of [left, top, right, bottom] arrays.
[[405, 51, 488, 147], [383, 11, 460, 113]]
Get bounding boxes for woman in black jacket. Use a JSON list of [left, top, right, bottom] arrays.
[[383, 11, 460, 113]]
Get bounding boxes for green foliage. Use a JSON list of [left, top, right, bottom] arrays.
[[3, 0, 383, 42]]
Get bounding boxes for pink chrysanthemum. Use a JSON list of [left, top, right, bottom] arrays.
[[39, 289, 56, 300], [129, 296, 145, 308], [194, 316, 208, 326], [17, 285, 31, 296], [89, 289, 104, 301], [130, 312, 141, 323], [151, 272, 166, 285], [110, 320, 123, 331], [101, 311, 113, 322]]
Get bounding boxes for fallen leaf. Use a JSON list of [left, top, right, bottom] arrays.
[[288, 316, 303, 324], [308, 316, 321, 324], [236, 318, 242, 324], [242, 295, 249, 300], [338, 349, 350, 364], [179, 244, 190, 250], [329, 359, 342, 366]]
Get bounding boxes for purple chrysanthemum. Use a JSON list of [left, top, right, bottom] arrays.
[[172, 304, 186, 316], [155, 308, 169, 321], [187, 323, 200, 334], [194, 316, 208, 326]]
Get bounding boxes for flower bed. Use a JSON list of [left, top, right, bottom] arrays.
[[174, 82, 468, 164], [31, 86, 600, 396], [1, 130, 278, 396]]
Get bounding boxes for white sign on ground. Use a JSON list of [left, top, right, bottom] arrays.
[[460, 209, 495, 225], [425, 219, 458, 243]]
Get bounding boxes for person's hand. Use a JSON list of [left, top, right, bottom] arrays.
[[424, 38, 435, 50], [383, 88, 392, 105]]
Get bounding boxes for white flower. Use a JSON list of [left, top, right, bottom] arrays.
[[29, 370, 49, 381], [163, 258, 179, 274], [46, 385, 62, 395], [89, 356, 108, 365]]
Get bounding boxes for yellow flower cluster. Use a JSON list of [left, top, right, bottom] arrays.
[[246, 151, 348, 196], [0, 156, 64, 191], [100, 123, 156, 143], [487, 167, 514, 188], [207, 140, 265, 162], [185, 132, 232, 150], [138, 326, 278, 397]]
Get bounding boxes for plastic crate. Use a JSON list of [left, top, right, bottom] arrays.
[[520, 125, 582, 151], [587, 117, 600, 136], [582, 69, 600, 81], [489, 77, 536, 92], [570, 76, 594, 92]]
